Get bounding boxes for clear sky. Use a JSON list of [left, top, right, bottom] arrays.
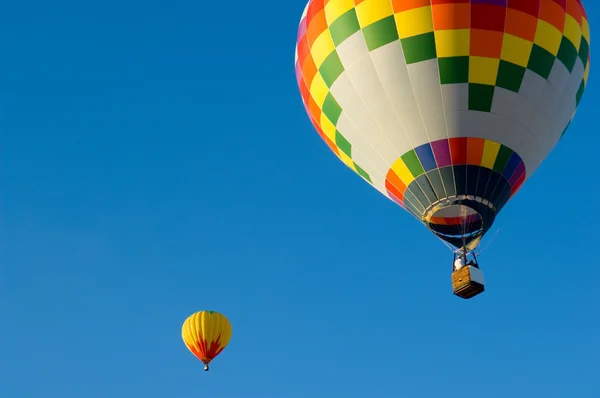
[[2, 1, 599, 397]]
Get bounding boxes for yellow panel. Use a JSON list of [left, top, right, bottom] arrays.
[[394, 6, 433, 39], [320, 113, 337, 142], [581, 18, 590, 43], [500, 34, 533, 67], [324, 0, 356, 24], [481, 140, 501, 169], [391, 159, 415, 186], [338, 150, 357, 171], [533, 20, 562, 56], [309, 73, 329, 107], [469, 56, 499, 85], [355, 0, 394, 28], [563, 15, 582, 50], [311, 31, 335, 68], [434, 29, 470, 57]]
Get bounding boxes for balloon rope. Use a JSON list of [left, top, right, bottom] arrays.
[[477, 227, 500, 256]]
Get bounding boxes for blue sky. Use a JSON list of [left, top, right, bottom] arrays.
[[2, 1, 599, 397]]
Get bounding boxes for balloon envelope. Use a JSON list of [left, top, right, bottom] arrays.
[[295, 0, 590, 249], [182, 310, 232, 368]]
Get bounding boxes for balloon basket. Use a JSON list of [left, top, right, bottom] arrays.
[[452, 265, 485, 299]]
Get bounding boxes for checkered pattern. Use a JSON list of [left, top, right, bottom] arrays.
[[295, 0, 590, 248]]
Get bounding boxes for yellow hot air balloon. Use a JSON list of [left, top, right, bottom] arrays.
[[181, 310, 232, 371]]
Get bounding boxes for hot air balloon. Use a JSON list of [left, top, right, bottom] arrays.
[[182, 310, 232, 371], [295, 0, 590, 298]]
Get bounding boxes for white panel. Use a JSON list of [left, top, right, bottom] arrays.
[[335, 111, 391, 192], [548, 61, 571, 94], [339, 55, 410, 161], [349, 148, 388, 195], [441, 84, 469, 111], [513, 59, 585, 180], [369, 41, 429, 155], [524, 109, 554, 173], [442, 84, 469, 137], [538, 93, 576, 164], [330, 73, 398, 164], [530, 58, 580, 168], [562, 61, 585, 100], [538, 81, 562, 117], [551, 104, 575, 143], [406, 59, 448, 144], [335, 31, 369, 68], [491, 88, 537, 129], [519, 70, 547, 103], [514, 126, 541, 179], [367, 40, 427, 153], [573, 56, 587, 77]]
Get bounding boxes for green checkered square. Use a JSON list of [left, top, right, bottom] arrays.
[[438, 56, 469, 84], [556, 36, 578, 72], [468, 84, 494, 112], [496, 60, 526, 93], [578, 38, 589, 65], [329, 9, 360, 47], [319, 51, 345, 87], [322, 93, 342, 125], [335, 130, 351, 157], [354, 163, 372, 183], [401, 32, 436, 64], [362, 16, 399, 51], [527, 44, 555, 79], [401, 150, 425, 177]]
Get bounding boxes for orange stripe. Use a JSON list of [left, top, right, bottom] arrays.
[[301, 56, 318, 87], [467, 137, 485, 165], [566, 0, 582, 24], [432, 4, 470, 30], [307, 96, 322, 122], [539, 0, 566, 32], [385, 170, 407, 200], [470, 29, 503, 58], [306, 9, 328, 46], [392, 0, 431, 12], [505, 9, 538, 42]]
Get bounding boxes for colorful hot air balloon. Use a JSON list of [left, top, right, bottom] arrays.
[[182, 310, 232, 371], [295, 0, 590, 297]]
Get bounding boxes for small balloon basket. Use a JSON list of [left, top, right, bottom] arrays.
[[451, 251, 485, 299]]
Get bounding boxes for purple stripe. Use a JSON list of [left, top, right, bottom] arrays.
[[509, 162, 526, 186], [295, 62, 302, 84], [467, 214, 481, 223], [431, 139, 452, 167], [471, 0, 506, 5], [297, 18, 307, 43], [502, 152, 521, 179]]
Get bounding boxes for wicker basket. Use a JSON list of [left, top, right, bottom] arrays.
[[452, 265, 485, 299]]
